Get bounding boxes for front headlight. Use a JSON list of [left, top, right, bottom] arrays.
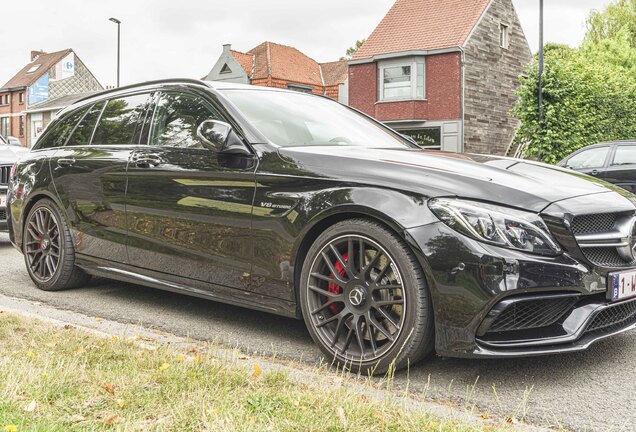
[[428, 198, 562, 256]]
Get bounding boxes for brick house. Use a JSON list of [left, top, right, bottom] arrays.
[[0, 49, 103, 147], [205, 42, 349, 104], [348, 0, 532, 154]]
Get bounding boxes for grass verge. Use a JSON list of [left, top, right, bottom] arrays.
[[0, 312, 487, 431]]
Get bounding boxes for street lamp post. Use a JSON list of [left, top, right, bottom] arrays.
[[537, 0, 544, 161], [109, 17, 121, 87]]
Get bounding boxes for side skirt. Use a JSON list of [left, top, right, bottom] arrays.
[[75, 254, 298, 319]]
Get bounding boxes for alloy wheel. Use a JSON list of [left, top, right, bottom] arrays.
[[25, 207, 61, 283], [306, 234, 406, 363]]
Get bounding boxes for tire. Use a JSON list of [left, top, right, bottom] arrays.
[[300, 219, 434, 375], [23, 198, 91, 291]]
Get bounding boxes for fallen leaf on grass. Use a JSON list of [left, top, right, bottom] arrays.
[[116, 398, 125, 408], [70, 414, 85, 423], [250, 363, 262, 379], [159, 362, 170, 371], [95, 317, 103, 322], [103, 413, 120, 425], [336, 407, 347, 427], [24, 400, 36, 412], [102, 382, 115, 395], [4, 425, 17, 432], [175, 355, 185, 362]]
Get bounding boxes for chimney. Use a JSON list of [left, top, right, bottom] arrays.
[[222, 44, 231, 53], [31, 50, 46, 61]]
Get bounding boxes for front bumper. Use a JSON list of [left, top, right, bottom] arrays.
[[406, 222, 636, 358]]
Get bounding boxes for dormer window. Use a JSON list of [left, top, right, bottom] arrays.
[[27, 64, 41, 74], [499, 23, 510, 49], [378, 57, 425, 102]]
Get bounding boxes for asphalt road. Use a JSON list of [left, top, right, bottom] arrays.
[[1, 232, 635, 431]]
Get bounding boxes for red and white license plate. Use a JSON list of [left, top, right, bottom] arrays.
[[610, 269, 636, 302]]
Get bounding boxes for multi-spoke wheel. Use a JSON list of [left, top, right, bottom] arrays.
[[301, 219, 434, 374], [23, 199, 90, 291]]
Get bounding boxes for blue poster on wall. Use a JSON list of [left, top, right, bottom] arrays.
[[28, 74, 49, 105]]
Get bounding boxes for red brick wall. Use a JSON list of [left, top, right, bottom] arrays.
[[250, 78, 340, 100], [0, 88, 27, 146], [348, 52, 462, 121]]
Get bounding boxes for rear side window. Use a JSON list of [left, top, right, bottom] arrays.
[[36, 107, 88, 149], [92, 94, 149, 145], [66, 101, 105, 147], [612, 146, 636, 166], [566, 147, 610, 169]]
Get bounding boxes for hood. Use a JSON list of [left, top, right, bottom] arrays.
[[277, 146, 632, 212], [0, 145, 29, 165]]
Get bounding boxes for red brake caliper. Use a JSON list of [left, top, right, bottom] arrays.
[[327, 253, 347, 314]]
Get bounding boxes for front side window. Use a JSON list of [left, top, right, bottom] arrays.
[[379, 58, 425, 101], [66, 101, 105, 146], [566, 146, 610, 169], [35, 107, 88, 150], [222, 89, 413, 149], [149, 92, 222, 149], [612, 145, 636, 166], [92, 94, 149, 145]]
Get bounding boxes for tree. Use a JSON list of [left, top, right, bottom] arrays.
[[513, 1, 636, 163], [585, 0, 636, 46], [340, 40, 366, 60]]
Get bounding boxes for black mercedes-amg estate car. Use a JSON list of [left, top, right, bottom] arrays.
[[7, 79, 636, 373]]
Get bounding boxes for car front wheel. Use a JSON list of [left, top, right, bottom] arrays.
[[300, 219, 434, 374], [23, 198, 90, 291]]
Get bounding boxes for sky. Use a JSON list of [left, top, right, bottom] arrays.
[[0, 0, 614, 88]]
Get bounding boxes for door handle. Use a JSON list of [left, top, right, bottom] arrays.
[[57, 158, 76, 168], [134, 156, 163, 168]]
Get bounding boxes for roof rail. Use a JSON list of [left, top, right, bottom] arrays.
[[74, 78, 210, 104]]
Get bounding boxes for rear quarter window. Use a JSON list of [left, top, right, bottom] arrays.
[[35, 107, 88, 150]]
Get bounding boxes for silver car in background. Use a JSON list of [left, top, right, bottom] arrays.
[[0, 135, 28, 230]]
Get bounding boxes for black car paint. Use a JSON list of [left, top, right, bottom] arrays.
[[7, 79, 636, 358]]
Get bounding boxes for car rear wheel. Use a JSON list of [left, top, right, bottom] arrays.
[[23, 198, 90, 291], [300, 219, 434, 374]]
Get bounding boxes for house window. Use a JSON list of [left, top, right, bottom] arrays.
[[500, 23, 510, 49], [220, 63, 232, 74], [287, 84, 313, 94], [19, 116, 25, 137], [19, 93, 24, 104], [379, 58, 425, 102], [4, 95, 9, 105], [1, 117, 9, 137]]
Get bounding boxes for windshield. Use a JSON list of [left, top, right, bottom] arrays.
[[221, 89, 414, 149]]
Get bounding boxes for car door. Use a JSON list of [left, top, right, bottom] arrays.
[[562, 145, 611, 179], [603, 144, 636, 193], [49, 93, 151, 262], [125, 89, 257, 290]]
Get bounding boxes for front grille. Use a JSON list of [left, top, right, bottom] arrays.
[[586, 299, 636, 334], [487, 297, 577, 333], [0, 208, 6, 221], [572, 213, 617, 235], [0, 165, 10, 185], [582, 247, 635, 268]]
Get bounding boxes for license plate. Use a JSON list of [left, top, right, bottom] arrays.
[[610, 269, 636, 302], [0, 194, 5, 207]]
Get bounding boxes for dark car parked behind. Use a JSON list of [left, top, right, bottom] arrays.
[[558, 141, 636, 194], [7, 79, 636, 374]]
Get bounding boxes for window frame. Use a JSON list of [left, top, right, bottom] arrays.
[[565, 146, 611, 170], [500, 23, 510, 49], [378, 57, 426, 102], [90, 92, 153, 146]]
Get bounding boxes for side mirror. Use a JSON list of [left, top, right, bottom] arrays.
[[197, 119, 232, 152]]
